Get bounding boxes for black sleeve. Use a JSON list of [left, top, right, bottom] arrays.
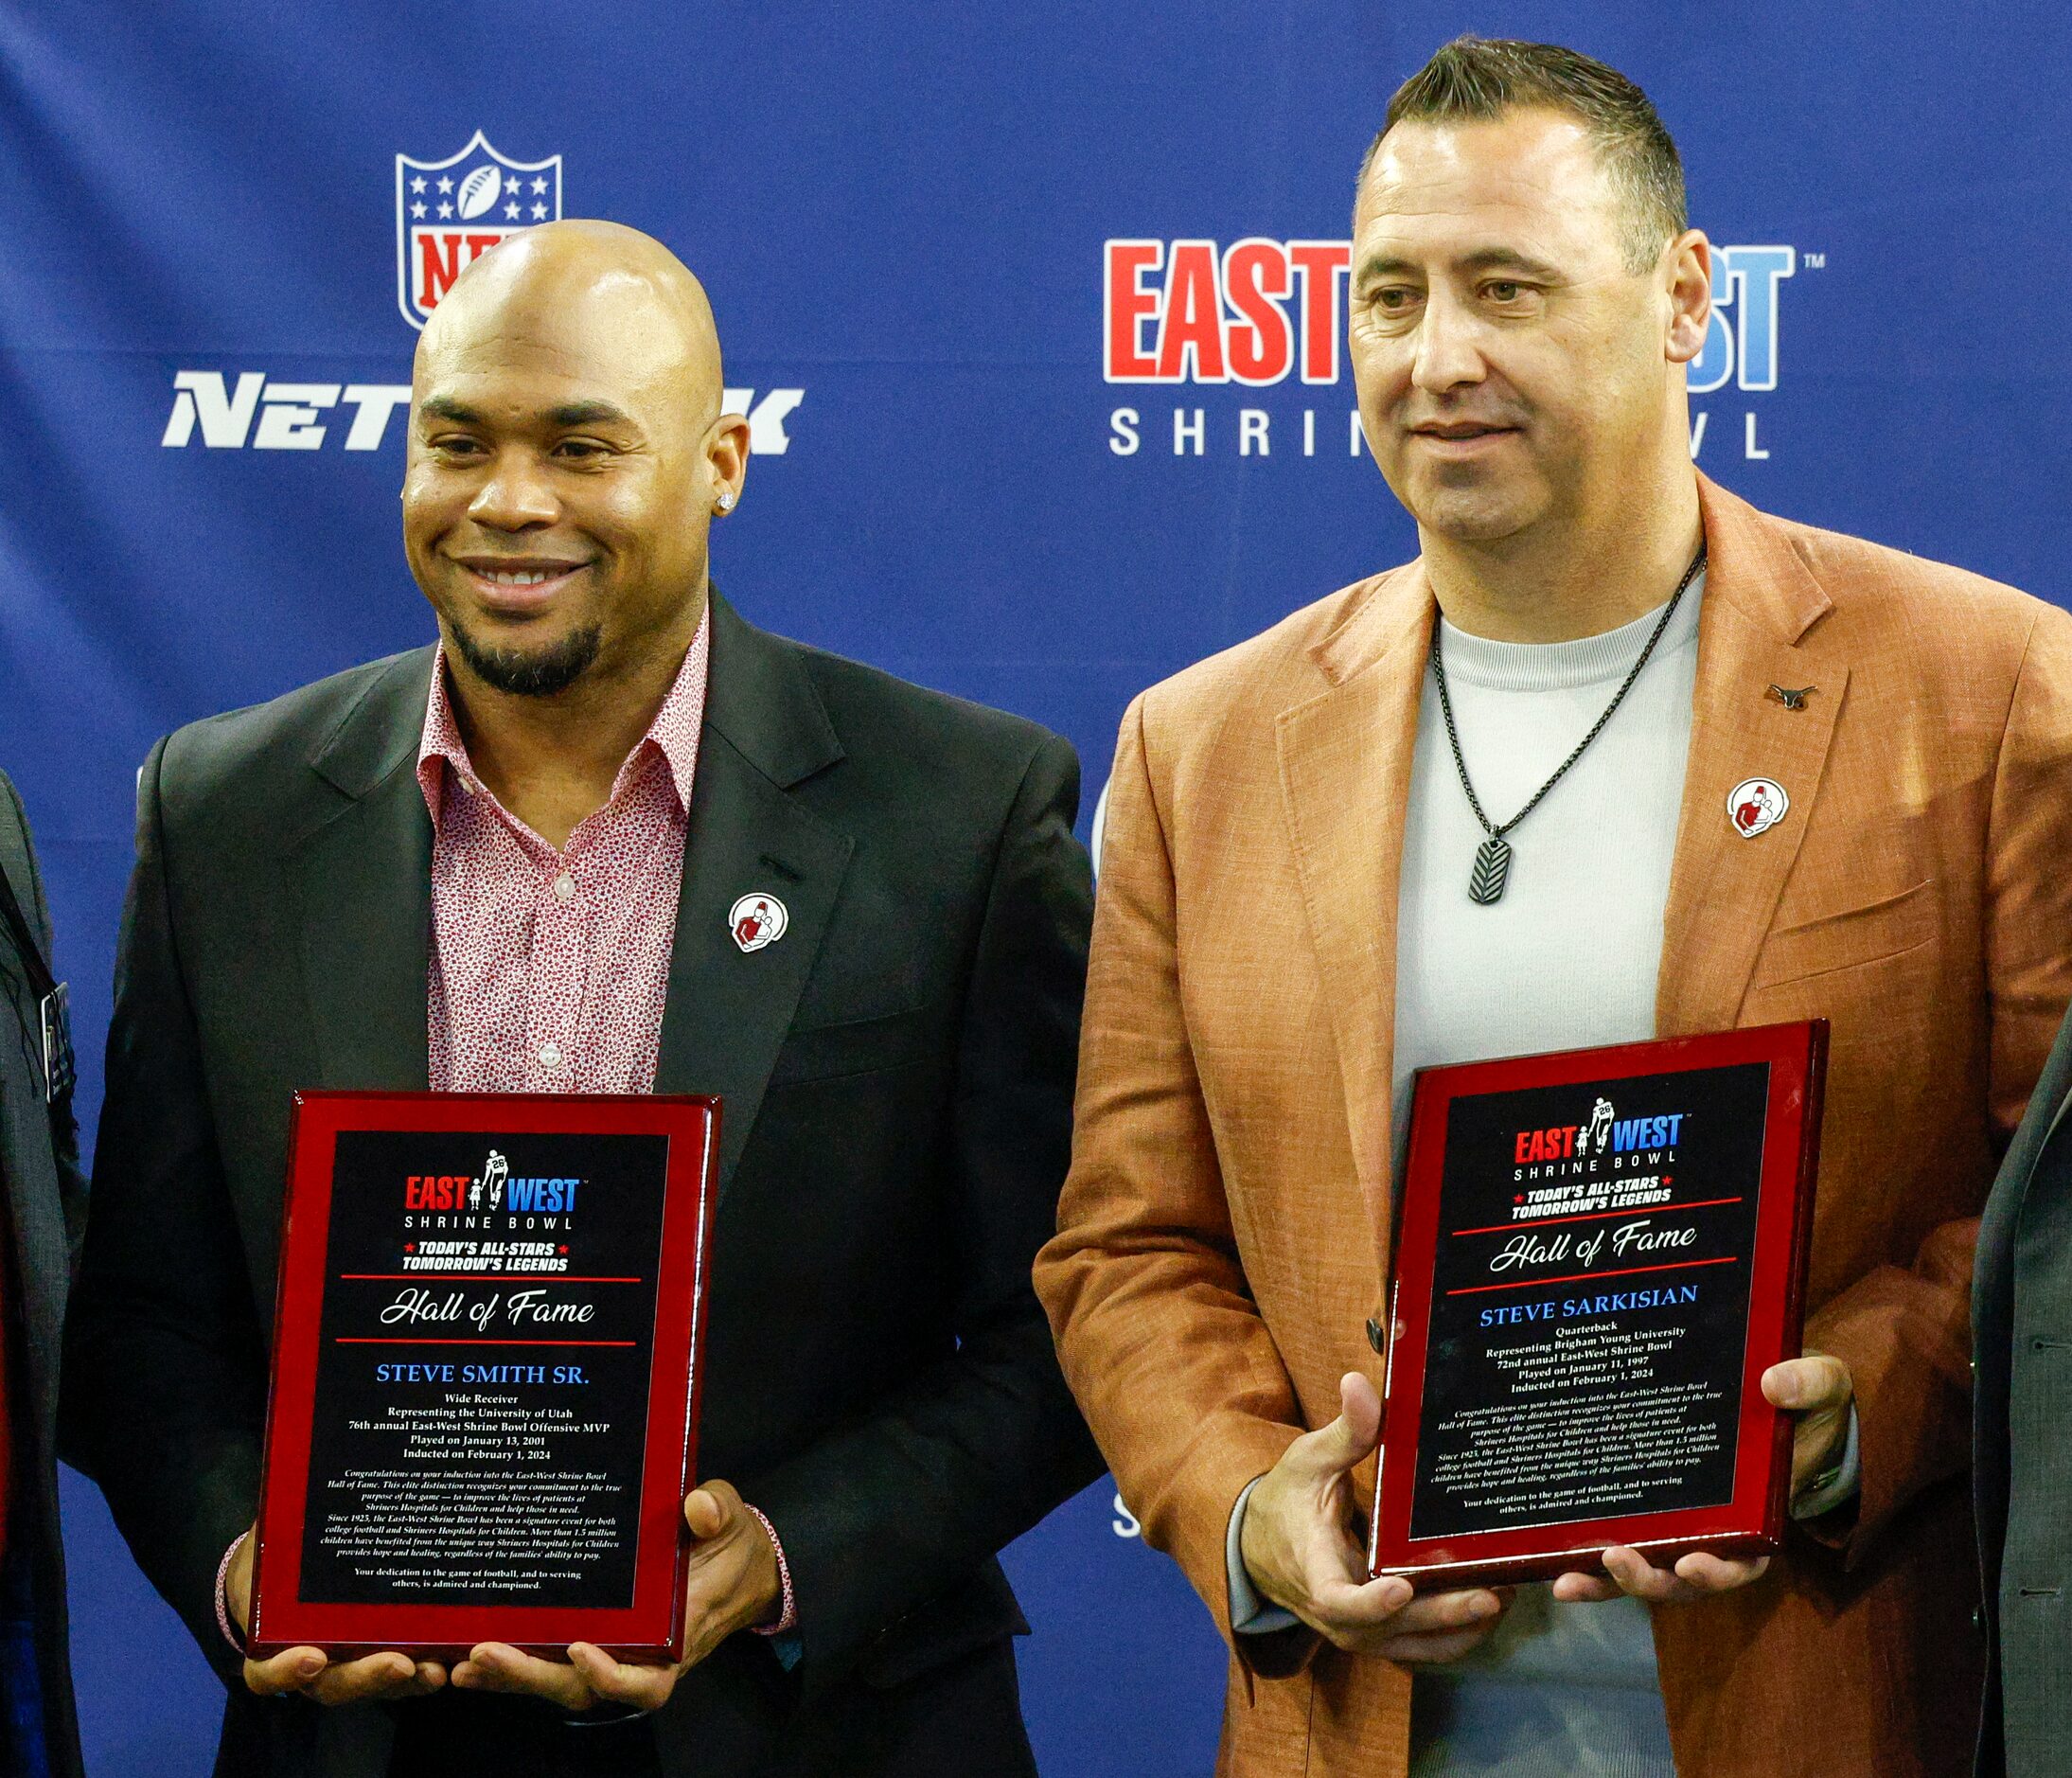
[[0, 769, 86, 1266], [58, 737, 266, 1687], [749, 732, 1103, 1694]]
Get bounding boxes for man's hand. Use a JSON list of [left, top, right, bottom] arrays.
[[452, 1480, 781, 1712], [1240, 1372, 1507, 1662], [228, 1526, 447, 1704], [1550, 1350, 1854, 1606]]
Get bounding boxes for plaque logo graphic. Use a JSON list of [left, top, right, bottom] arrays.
[[730, 893, 788, 953], [397, 130, 564, 330], [1727, 777, 1788, 838], [1516, 1093, 1691, 1177], [402, 1150, 584, 1238], [1577, 1095, 1615, 1158]]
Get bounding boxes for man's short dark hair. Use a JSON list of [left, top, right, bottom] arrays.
[[1361, 37, 1688, 274]]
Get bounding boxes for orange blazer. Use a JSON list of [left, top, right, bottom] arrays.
[[1036, 475, 2072, 1777]]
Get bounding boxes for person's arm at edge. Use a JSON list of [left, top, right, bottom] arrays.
[[56, 734, 268, 1687], [1803, 601, 2072, 1564], [0, 769, 86, 1269]]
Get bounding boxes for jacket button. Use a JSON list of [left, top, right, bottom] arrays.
[[1367, 1317, 1387, 1355], [1973, 1608, 1984, 1629]]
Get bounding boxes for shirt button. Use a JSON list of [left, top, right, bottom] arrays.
[[553, 873, 576, 901], [538, 1041, 562, 1070]]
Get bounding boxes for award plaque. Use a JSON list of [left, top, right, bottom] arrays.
[[1370, 1020, 1826, 1590], [248, 1090, 720, 1662]]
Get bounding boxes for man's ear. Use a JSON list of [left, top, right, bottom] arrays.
[[704, 411, 752, 511], [1664, 230, 1712, 365]]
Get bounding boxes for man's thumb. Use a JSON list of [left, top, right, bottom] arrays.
[[1295, 1371, 1383, 1475], [684, 1485, 735, 1539], [1764, 1352, 1850, 1412]]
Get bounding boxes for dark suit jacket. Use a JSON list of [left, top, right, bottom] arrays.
[[1975, 1003, 2072, 1778], [60, 593, 1101, 1778], [0, 770, 85, 1778]]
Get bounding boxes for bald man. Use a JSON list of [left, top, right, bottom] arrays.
[[60, 221, 1100, 1778]]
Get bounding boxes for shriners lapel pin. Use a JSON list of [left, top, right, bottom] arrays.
[[1727, 778, 1788, 839], [730, 892, 788, 953]]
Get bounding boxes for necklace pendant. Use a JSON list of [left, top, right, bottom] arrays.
[[1469, 835, 1513, 905]]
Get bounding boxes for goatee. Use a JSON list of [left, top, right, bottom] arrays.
[[450, 621, 603, 698]]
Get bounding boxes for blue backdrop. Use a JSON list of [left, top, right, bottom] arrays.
[[3, 3, 2068, 1771]]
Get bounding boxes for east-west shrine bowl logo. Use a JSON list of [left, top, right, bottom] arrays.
[[397, 130, 563, 329]]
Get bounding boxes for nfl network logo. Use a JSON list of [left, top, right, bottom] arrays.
[[396, 129, 563, 329]]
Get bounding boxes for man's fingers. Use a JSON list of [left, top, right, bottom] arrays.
[[307, 1654, 441, 1706], [1309, 1586, 1509, 1660], [567, 1643, 677, 1711], [1671, 1552, 1769, 1593], [1601, 1547, 1682, 1601], [1305, 1572, 1412, 1626], [454, 1644, 593, 1711], [243, 1646, 327, 1698], [1762, 1352, 1851, 1413], [1384, 1587, 1505, 1638], [1599, 1546, 1770, 1602], [1308, 1578, 1499, 1641], [243, 1647, 445, 1704], [1550, 1572, 1623, 1604]]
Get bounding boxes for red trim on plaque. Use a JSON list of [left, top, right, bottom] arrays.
[[1369, 1020, 1825, 1591], [247, 1090, 720, 1665]]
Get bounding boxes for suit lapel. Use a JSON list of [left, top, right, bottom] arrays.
[[291, 653, 435, 1093], [1657, 477, 1851, 1036], [1276, 568, 1434, 1256], [653, 594, 852, 1197]]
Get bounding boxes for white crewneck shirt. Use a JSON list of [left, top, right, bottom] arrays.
[[1391, 580, 1705, 1776]]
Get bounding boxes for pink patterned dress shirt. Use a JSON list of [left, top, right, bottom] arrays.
[[417, 614, 709, 1095]]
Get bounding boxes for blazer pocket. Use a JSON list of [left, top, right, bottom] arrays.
[[1752, 878, 1938, 991], [767, 1004, 937, 1087]]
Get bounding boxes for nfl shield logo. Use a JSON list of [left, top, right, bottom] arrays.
[[395, 130, 562, 329]]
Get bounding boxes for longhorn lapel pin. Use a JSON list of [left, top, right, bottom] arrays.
[[1767, 684, 1815, 711]]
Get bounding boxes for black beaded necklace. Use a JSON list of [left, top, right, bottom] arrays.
[[1430, 547, 1707, 906]]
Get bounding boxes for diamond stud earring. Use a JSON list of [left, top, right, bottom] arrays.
[[717, 490, 736, 512]]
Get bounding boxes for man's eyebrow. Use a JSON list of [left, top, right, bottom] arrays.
[[547, 400, 637, 429], [1353, 247, 1567, 284], [1355, 253, 1422, 283], [418, 396, 480, 424], [1456, 246, 1566, 282]]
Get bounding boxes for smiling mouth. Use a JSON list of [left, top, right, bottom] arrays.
[[1411, 423, 1517, 442], [446, 558, 593, 617], [477, 566, 567, 587], [451, 557, 591, 593]]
